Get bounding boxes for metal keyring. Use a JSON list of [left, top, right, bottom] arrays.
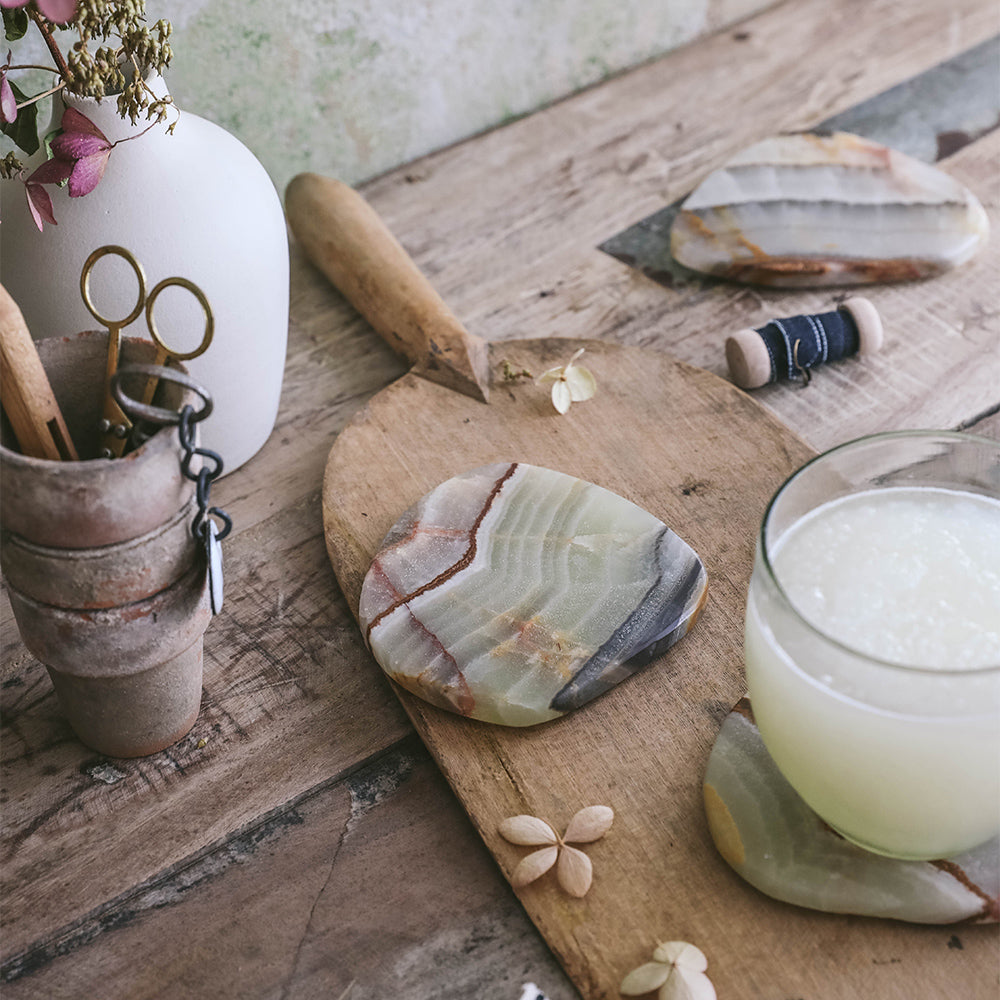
[[111, 364, 214, 425]]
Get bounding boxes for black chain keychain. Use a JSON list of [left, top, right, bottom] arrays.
[[178, 405, 231, 614], [112, 363, 232, 615]]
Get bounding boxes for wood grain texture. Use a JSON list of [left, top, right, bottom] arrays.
[[0, 739, 578, 1000], [357, 0, 999, 452], [2, 0, 998, 994], [1, 497, 410, 961]]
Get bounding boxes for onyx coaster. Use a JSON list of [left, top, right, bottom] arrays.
[[704, 699, 999, 924], [600, 37, 1000, 289], [359, 463, 708, 727]]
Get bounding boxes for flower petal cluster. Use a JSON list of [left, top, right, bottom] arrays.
[[1, 0, 174, 225], [50, 106, 112, 194], [537, 347, 596, 414], [498, 805, 614, 897], [24, 156, 68, 228], [620, 941, 716, 1000], [23, 106, 111, 229]]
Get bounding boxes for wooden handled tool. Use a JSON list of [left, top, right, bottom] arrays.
[[0, 284, 78, 461], [285, 173, 490, 403]]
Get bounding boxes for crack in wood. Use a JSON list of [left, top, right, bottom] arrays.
[[0, 735, 423, 984]]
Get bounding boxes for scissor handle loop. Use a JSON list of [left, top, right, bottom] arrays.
[[145, 277, 214, 361], [111, 363, 214, 425], [80, 245, 147, 328]]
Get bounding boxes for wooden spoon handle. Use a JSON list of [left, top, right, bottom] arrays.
[[0, 284, 78, 461], [285, 173, 490, 403]]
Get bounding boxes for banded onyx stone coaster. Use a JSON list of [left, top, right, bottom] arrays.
[[359, 462, 708, 727], [671, 131, 990, 287], [704, 700, 999, 925]]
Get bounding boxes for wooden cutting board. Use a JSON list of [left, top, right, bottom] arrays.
[[287, 175, 993, 999]]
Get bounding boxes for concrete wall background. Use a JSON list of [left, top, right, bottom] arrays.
[[7, 0, 773, 195]]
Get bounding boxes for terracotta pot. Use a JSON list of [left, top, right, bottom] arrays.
[[1, 331, 211, 757]]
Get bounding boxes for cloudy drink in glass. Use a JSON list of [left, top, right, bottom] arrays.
[[744, 432, 1000, 860]]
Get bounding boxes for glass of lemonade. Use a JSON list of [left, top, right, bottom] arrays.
[[744, 431, 1000, 860]]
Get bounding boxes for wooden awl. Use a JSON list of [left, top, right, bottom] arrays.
[[285, 173, 490, 403], [0, 284, 78, 461]]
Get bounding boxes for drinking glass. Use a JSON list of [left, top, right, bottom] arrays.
[[744, 431, 1000, 860]]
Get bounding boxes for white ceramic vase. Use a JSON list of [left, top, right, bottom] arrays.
[[0, 76, 288, 473]]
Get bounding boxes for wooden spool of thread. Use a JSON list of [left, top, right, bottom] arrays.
[[726, 297, 883, 389]]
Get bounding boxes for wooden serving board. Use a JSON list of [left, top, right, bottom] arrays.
[[285, 174, 996, 998], [322, 346, 993, 999]]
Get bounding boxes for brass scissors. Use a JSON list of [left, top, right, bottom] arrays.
[[80, 245, 213, 458]]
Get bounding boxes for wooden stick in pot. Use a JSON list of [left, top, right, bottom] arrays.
[[0, 284, 78, 461]]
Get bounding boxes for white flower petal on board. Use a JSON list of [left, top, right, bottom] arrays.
[[662, 966, 717, 1000], [511, 845, 559, 887], [653, 942, 708, 972], [551, 380, 572, 414], [498, 815, 558, 846], [620, 961, 672, 996], [565, 364, 596, 402], [556, 844, 593, 897], [563, 805, 614, 843]]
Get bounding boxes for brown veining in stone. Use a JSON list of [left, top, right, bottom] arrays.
[[716, 255, 940, 286], [930, 859, 1000, 923], [364, 463, 519, 643], [390, 610, 476, 715]]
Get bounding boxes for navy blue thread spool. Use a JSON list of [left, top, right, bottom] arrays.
[[725, 298, 883, 389]]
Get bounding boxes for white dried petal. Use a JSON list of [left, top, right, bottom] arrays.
[[498, 815, 558, 846], [565, 364, 596, 402], [563, 805, 614, 843], [662, 967, 716, 1000], [620, 961, 671, 996], [551, 380, 572, 414], [537, 366, 563, 383], [556, 844, 593, 897], [652, 941, 708, 972], [511, 845, 559, 887]]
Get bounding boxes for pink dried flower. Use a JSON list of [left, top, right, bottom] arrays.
[[50, 106, 113, 196], [0, 0, 77, 23], [22, 107, 114, 230], [25, 156, 72, 228], [1, 52, 15, 124]]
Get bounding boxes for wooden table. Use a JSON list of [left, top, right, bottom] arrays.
[[3, 0, 998, 996]]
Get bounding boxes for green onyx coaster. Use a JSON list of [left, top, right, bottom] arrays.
[[704, 700, 999, 924], [359, 462, 708, 727]]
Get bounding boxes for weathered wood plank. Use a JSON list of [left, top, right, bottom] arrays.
[[2, 740, 578, 1000], [1, 495, 411, 961], [358, 0, 996, 317], [357, 122, 1000, 461]]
